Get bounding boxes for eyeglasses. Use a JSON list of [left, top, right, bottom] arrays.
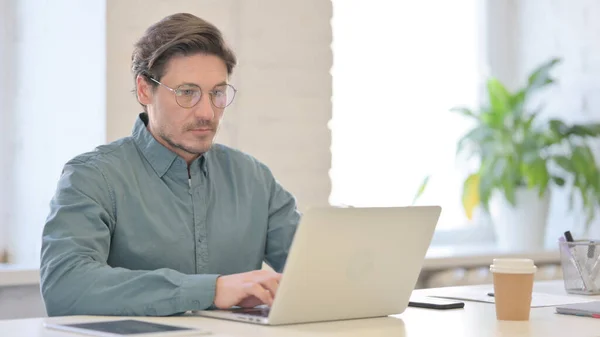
[[149, 77, 237, 109]]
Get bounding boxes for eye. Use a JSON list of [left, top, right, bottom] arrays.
[[175, 84, 200, 97], [212, 85, 229, 96], [177, 89, 197, 97], [211, 90, 225, 97]]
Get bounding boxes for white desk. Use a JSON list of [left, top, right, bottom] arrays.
[[0, 264, 39, 287], [2, 281, 599, 337]]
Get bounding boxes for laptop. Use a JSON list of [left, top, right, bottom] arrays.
[[196, 206, 441, 325]]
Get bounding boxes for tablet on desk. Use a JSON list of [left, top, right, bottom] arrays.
[[43, 319, 210, 337]]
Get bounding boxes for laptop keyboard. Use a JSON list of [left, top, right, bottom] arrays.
[[229, 307, 271, 317]]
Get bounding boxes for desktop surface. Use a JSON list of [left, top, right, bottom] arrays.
[[3, 281, 600, 337]]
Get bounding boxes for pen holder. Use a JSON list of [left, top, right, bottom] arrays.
[[559, 240, 600, 295]]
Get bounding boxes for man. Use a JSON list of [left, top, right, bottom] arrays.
[[40, 13, 300, 317]]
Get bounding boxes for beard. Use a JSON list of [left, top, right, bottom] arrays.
[[158, 120, 219, 156]]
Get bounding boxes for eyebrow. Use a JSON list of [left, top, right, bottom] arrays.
[[180, 81, 229, 88]]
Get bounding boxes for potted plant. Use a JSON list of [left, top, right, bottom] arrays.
[[450, 57, 600, 250]]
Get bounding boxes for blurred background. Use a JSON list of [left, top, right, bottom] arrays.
[[1, 0, 600, 318]]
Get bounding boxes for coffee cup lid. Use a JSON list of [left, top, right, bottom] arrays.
[[490, 258, 537, 274]]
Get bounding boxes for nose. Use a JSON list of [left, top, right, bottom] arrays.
[[193, 94, 215, 120]]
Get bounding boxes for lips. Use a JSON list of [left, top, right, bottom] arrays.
[[189, 128, 214, 135]]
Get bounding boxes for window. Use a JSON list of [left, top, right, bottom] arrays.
[[0, 0, 13, 260], [0, 1, 106, 265], [330, 0, 485, 231]]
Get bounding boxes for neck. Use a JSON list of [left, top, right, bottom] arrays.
[[146, 124, 199, 166]]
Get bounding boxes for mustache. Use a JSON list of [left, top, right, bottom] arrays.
[[184, 119, 215, 130]]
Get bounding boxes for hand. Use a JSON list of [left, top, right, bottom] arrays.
[[213, 270, 282, 309]]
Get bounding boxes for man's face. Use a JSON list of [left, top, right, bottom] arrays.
[[137, 53, 229, 162]]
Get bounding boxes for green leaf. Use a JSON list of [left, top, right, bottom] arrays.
[[567, 124, 600, 138], [478, 157, 498, 211], [492, 156, 508, 179], [538, 170, 550, 197], [576, 180, 590, 211], [479, 110, 499, 129], [503, 176, 517, 206], [582, 123, 600, 136], [569, 145, 600, 227], [523, 158, 549, 196], [549, 119, 569, 136], [523, 112, 538, 133], [551, 176, 566, 186], [412, 175, 430, 205], [554, 155, 572, 172], [586, 199, 596, 225], [450, 106, 479, 120], [487, 78, 512, 117], [511, 89, 526, 111], [572, 147, 590, 178], [527, 57, 561, 92], [455, 126, 493, 157]]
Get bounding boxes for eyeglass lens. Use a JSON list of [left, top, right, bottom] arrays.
[[174, 84, 236, 108]]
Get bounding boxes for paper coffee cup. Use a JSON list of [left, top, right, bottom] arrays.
[[490, 258, 537, 321]]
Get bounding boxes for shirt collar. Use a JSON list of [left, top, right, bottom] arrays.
[[132, 113, 210, 177], [132, 113, 179, 177]]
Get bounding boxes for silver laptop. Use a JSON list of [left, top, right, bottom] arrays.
[[196, 206, 441, 325]]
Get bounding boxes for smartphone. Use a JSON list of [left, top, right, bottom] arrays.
[[408, 297, 465, 310]]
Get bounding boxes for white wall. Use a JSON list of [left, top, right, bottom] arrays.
[[509, 0, 600, 244], [7, 0, 106, 265], [3, 0, 332, 265], [484, 0, 519, 89], [106, 0, 333, 211]]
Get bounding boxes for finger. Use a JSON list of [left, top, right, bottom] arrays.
[[238, 296, 263, 309], [246, 283, 274, 306], [260, 278, 279, 297], [249, 283, 273, 306], [259, 271, 282, 283]]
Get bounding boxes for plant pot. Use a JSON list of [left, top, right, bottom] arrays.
[[489, 188, 550, 251]]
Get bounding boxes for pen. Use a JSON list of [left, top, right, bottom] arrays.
[[588, 241, 600, 279], [564, 231, 574, 243]]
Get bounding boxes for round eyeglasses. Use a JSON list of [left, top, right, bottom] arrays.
[[149, 77, 237, 109]]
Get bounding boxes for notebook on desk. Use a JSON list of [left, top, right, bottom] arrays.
[[429, 290, 594, 308], [556, 301, 600, 318]]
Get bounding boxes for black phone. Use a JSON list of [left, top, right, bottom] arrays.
[[408, 297, 465, 310]]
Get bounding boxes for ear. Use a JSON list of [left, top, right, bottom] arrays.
[[136, 75, 153, 106]]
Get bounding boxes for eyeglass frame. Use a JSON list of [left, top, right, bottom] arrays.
[[147, 76, 237, 109]]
